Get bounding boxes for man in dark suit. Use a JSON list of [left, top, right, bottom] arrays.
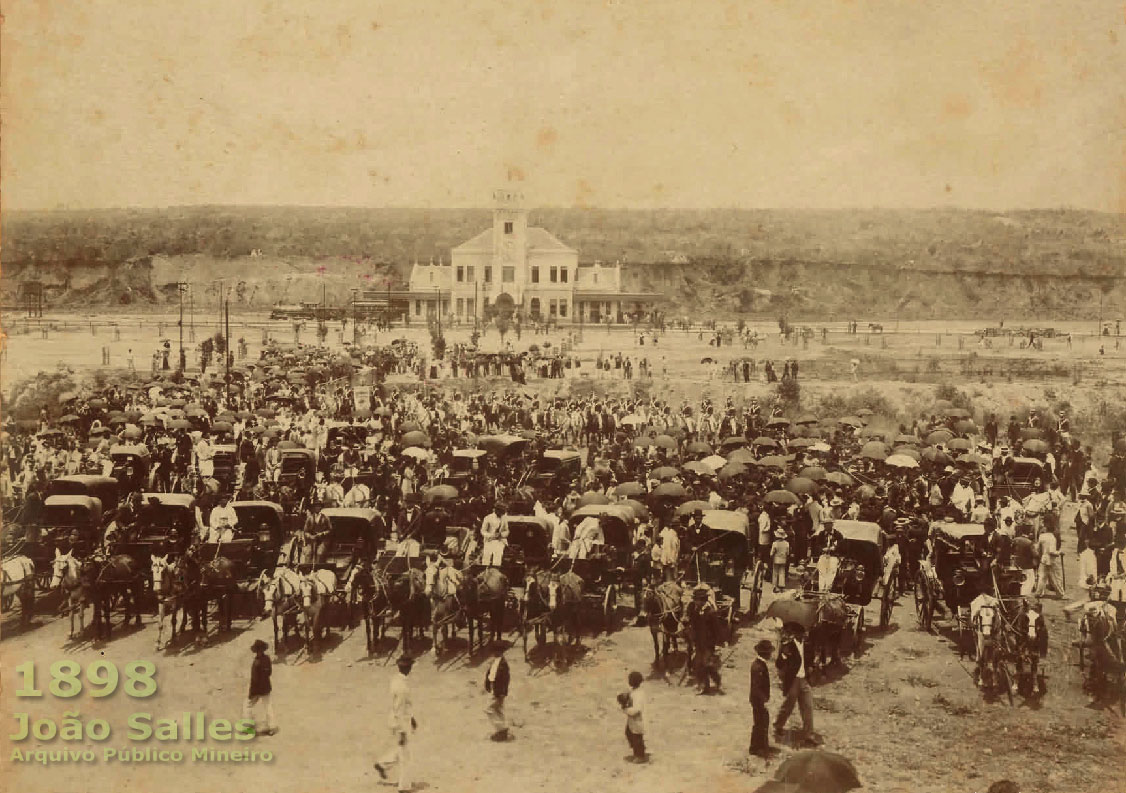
[[774, 623, 815, 746], [749, 639, 773, 756]]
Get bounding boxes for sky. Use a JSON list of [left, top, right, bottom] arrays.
[[2, 0, 1124, 211]]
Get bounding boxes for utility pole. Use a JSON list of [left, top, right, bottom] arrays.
[[177, 281, 188, 370], [352, 290, 359, 346], [224, 294, 231, 406], [189, 286, 195, 342], [435, 286, 442, 339]]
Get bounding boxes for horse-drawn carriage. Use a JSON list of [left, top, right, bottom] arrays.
[[831, 520, 897, 630], [529, 449, 582, 491], [46, 475, 120, 514], [565, 503, 636, 632], [446, 449, 488, 488], [318, 507, 388, 627], [502, 515, 553, 583], [278, 448, 317, 492], [680, 510, 750, 639], [915, 521, 988, 652], [19, 495, 104, 589], [110, 444, 150, 492], [989, 457, 1049, 506]]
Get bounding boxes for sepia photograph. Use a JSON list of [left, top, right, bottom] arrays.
[[1, 2, 1124, 792]]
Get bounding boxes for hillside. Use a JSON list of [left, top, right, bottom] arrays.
[[2, 207, 1124, 319]]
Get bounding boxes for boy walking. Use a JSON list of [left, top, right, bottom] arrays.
[[770, 529, 790, 592], [618, 671, 648, 763], [242, 639, 276, 736]]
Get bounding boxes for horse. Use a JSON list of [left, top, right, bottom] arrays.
[[91, 553, 146, 640], [151, 554, 201, 649], [388, 567, 430, 653], [50, 550, 93, 638], [640, 580, 688, 665], [197, 553, 239, 636], [522, 569, 583, 662], [807, 595, 849, 674], [1078, 602, 1126, 713], [258, 567, 304, 653], [868, 323, 884, 333], [972, 599, 1011, 700], [344, 561, 388, 653], [428, 565, 508, 655], [2, 555, 36, 627], [298, 568, 337, 653]]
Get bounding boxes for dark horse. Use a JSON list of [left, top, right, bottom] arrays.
[[522, 569, 583, 662], [641, 580, 691, 665], [195, 547, 239, 637], [1079, 603, 1126, 713], [346, 561, 429, 654], [91, 554, 146, 640], [429, 566, 509, 655]]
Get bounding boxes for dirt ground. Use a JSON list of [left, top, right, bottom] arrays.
[[2, 315, 1125, 792], [1, 502, 1122, 793]]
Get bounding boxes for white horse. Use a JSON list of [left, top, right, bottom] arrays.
[[2, 555, 36, 627], [49, 550, 88, 638]]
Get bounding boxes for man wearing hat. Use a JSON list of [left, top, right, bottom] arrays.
[[774, 623, 814, 746], [749, 639, 774, 757], [770, 529, 790, 593], [480, 503, 509, 567], [686, 583, 723, 694], [242, 639, 276, 736], [375, 655, 417, 792]]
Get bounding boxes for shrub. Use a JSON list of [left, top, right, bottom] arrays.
[[775, 377, 800, 407]]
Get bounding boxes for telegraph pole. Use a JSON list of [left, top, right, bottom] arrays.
[[177, 281, 188, 370], [224, 294, 231, 406]]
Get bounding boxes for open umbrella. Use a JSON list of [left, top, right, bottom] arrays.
[[794, 413, 819, 425], [621, 499, 650, 520], [838, 416, 863, 427], [825, 471, 855, 486], [277, 439, 300, 450], [884, 454, 919, 469], [765, 489, 800, 505], [124, 410, 143, 422], [922, 447, 952, 465], [858, 426, 888, 439], [121, 426, 143, 440], [925, 429, 953, 446], [856, 408, 874, 417], [685, 440, 713, 455], [717, 462, 748, 481], [891, 446, 922, 461], [894, 434, 919, 445], [212, 421, 234, 433], [774, 750, 861, 793], [401, 431, 431, 448], [719, 436, 747, 450], [954, 419, 977, 434], [256, 407, 276, 418], [946, 438, 972, 451], [676, 500, 711, 516], [616, 482, 646, 497], [799, 466, 828, 481], [580, 491, 611, 506], [727, 448, 757, 464], [168, 418, 191, 430], [651, 466, 680, 481], [757, 455, 789, 469], [651, 481, 687, 499], [957, 452, 989, 465], [653, 434, 677, 450], [682, 460, 715, 476], [402, 446, 429, 460], [58, 414, 81, 424], [788, 437, 819, 448], [753, 436, 779, 448], [765, 417, 790, 428], [1022, 438, 1049, 455], [400, 421, 423, 433], [786, 477, 818, 495], [860, 441, 889, 460], [764, 599, 817, 629], [620, 414, 646, 426], [944, 407, 971, 419], [701, 454, 728, 471]]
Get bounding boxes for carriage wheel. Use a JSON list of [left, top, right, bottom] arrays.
[[35, 569, 52, 593], [913, 576, 931, 632], [603, 585, 616, 633], [879, 589, 892, 630]]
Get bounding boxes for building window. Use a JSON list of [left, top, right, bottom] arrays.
[[549, 299, 558, 317], [502, 266, 515, 283], [561, 267, 568, 283], [484, 266, 492, 283], [530, 298, 541, 318], [559, 299, 568, 318], [531, 267, 539, 284], [467, 266, 475, 281], [550, 266, 558, 283], [456, 266, 464, 283], [504, 221, 513, 234], [593, 273, 598, 284], [456, 298, 464, 315], [428, 272, 434, 284], [415, 300, 422, 316]]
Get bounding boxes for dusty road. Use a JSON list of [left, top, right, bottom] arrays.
[[2, 502, 1122, 793]]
